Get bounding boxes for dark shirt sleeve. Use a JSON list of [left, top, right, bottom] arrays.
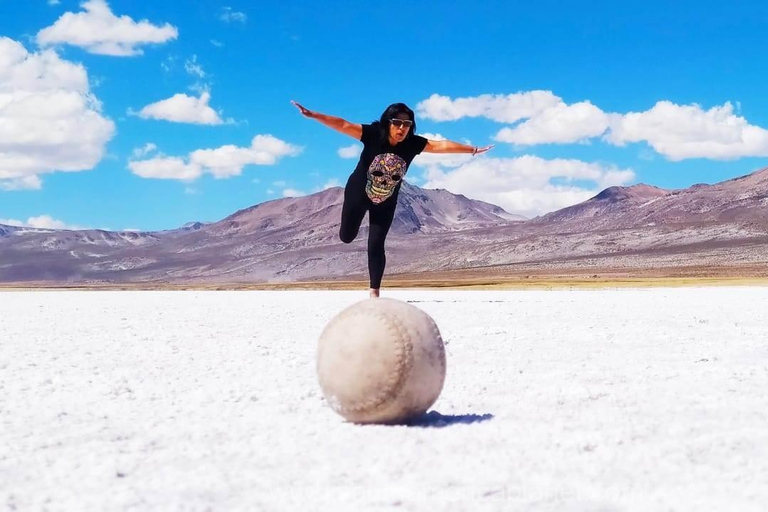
[[412, 135, 429, 155], [360, 124, 378, 144]]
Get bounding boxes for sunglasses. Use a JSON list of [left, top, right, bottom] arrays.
[[390, 119, 413, 128]]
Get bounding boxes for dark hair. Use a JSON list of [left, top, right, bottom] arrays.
[[372, 103, 416, 145]]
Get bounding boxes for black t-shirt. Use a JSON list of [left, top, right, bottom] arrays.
[[349, 123, 428, 204]]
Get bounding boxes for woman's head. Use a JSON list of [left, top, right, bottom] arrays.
[[376, 103, 416, 145]]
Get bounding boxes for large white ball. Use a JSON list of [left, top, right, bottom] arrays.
[[317, 298, 446, 424]]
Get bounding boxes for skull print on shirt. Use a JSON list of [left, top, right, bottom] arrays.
[[366, 153, 407, 204]]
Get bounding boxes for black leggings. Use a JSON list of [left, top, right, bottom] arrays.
[[339, 182, 397, 289]]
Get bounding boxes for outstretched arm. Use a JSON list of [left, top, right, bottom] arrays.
[[424, 139, 494, 156], [291, 101, 362, 140]]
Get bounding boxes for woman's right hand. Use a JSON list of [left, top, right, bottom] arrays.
[[289, 102, 361, 139], [291, 100, 314, 118]]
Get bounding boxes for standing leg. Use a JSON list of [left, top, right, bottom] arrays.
[[367, 199, 397, 297]]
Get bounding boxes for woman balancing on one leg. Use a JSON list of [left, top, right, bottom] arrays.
[[292, 101, 493, 298]]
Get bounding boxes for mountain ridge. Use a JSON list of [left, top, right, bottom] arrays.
[[1, 168, 767, 284]]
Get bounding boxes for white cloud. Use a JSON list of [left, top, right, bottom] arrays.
[[338, 144, 360, 159], [418, 93, 609, 146], [184, 55, 205, 78], [605, 101, 768, 160], [190, 136, 301, 178], [210, 39, 223, 48], [36, 0, 178, 57], [135, 91, 224, 125], [0, 176, 43, 191], [420, 155, 635, 217], [293, 179, 341, 194], [48, 0, 61, 5], [494, 101, 610, 145], [413, 132, 474, 169], [131, 142, 157, 158], [0, 215, 87, 230], [128, 135, 301, 181], [160, 55, 176, 72], [273, 180, 287, 187], [128, 157, 201, 181], [188, 82, 209, 95], [220, 7, 247, 23], [420, 90, 768, 160], [416, 91, 560, 123], [0, 37, 115, 189], [322, 179, 341, 190]]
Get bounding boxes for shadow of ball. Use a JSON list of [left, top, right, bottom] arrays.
[[317, 298, 447, 424]]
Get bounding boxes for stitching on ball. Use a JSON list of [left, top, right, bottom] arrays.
[[332, 304, 414, 415], [430, 316, 446, 369]]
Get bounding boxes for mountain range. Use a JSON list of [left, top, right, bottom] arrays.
[[1, 167, 767, 285]]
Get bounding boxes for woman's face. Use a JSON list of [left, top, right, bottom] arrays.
[[388, 113, 413, 145]]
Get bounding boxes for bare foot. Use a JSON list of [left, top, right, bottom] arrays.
[[369, 288, 380, 298]]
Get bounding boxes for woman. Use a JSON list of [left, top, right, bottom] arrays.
[[292, 101, 493, 297]]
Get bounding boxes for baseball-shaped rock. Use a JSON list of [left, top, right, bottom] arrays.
[[317, 298, 447, 424]]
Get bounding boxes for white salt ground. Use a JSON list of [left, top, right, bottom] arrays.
[[1, 288, 767, 512]]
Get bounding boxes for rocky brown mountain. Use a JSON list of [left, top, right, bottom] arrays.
[[1, 168, 767, 285], [0, 182, 523, 283], [533, 167, 768, 232]]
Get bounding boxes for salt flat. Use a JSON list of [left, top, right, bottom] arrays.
[[1, 288, 767, 511]]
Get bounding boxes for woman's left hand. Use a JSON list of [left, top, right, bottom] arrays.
[[473, 144, 494, 155]]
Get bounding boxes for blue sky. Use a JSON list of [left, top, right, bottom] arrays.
[[1, 0, 768, 231]]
